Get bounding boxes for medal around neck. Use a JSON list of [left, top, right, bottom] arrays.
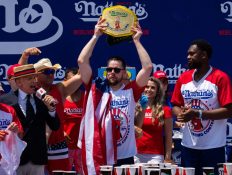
[[102, 5, 137, 38]]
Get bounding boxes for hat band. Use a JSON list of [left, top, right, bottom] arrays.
[[14, 68, 36, 78]]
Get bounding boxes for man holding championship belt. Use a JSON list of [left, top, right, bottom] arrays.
[[77, 6, 153, 174]]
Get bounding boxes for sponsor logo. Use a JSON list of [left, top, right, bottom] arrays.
[[182, 90, 214, 100], [218, 1, 232, 36], [221, 1, 232, 22], [111, 99, 129, 108], [64, 108, 82, 115], [0, 0, 63, 54], [0, 119, 11, 129], [190, 120, 214, 137], [74, 1, 148, 22], [145, 111, 152, 118], [185, 99, 212, 137], [153, 63, 187, 84], [111, 108, 130, 146]]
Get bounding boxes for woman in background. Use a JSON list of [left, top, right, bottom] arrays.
[[63, 68, 84, 174], [135, 76, 173, 163]]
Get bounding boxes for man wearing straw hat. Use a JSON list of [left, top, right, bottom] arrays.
[[10, 64, 60, 175], [18, 55, 82, 174]]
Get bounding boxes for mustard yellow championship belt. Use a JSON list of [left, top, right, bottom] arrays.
[[102, 5, 138, 45]]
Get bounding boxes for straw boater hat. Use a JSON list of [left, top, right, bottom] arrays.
[[13, 64, 37, 79], [34, 58, 61, 72]]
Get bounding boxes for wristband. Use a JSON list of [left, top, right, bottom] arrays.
[[198, 110, 203, 120]]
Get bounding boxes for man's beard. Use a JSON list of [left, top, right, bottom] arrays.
[[107, 77, 123, 86], [188, 61, 201, 69]]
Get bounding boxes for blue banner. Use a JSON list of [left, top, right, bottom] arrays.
[[0, 0, 232, 91]]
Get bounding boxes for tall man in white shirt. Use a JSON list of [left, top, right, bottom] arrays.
[[171, 39, 232, 174]]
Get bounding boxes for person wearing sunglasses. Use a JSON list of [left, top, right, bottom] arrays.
[[77, 17, 153, 174], [41, 69, 55, 75], [18, 55, 82, 174]]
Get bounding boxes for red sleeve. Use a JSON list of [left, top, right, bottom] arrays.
[[171, 76, 184, 107], [217, 72, 232, 107], [125, 81, 145, 102], [163, 106, 172, 119]]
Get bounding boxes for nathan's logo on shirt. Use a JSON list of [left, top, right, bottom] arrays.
[[145, 112, 152, 118], [0, 119, 11, 129], [64, 108, 82, 115], [182, 90, 213, 99], [111, 108, 130, 147], [189, 119, 214, 137], [111, 99, 129, 108], [186, 99, 213, 137]]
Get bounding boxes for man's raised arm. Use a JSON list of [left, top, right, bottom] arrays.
[[77, 18, 107, 85], [132, 23, 153, 87], [18, 47, 41, 64]]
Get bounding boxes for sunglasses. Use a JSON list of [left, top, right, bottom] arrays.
[[106, 67, 124, 74], [41, 69, 55, 75]]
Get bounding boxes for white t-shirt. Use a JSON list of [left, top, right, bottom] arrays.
[[171, 66, 232, 149], [0, 103, 21, 131], [110, 81, 144, 159]]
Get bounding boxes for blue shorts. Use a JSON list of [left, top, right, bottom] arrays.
[[181, 146, 225, 175]]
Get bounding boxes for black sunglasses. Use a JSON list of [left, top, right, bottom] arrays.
[[41, 69, 55, 75], [106, 67, 123, 74]]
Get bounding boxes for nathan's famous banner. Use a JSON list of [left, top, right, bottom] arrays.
[[0, 0, 232, 92]]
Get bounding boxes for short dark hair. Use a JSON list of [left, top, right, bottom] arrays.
[[191, 39, 213, 59], [107, 56, 126, 69], [65, 67, 78, 79]]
